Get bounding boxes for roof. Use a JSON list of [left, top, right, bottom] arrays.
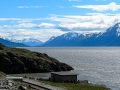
[[51, 72, 78, 76]]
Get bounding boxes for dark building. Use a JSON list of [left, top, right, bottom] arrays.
[[51, 72, 78, 83]]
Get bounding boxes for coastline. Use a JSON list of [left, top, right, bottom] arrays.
[[8, 71, 111, 90]]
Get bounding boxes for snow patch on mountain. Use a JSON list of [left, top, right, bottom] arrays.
[[61, 32, 80, 40], [116, 23, 120, 36], [83, 33, 95, 37], [45, 36, 56, 43]]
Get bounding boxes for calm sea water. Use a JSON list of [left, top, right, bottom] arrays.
[[23, 47, 120, 90]]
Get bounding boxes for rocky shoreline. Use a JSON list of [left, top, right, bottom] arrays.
[[0, 43, 73, 74], [0, 75, 110, 90]]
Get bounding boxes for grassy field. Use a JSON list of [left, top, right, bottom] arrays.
[[43, 81, 110, 90]]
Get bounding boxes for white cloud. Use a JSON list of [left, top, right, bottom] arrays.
[[48, 14, 120, 32], [0, 18, 42, 21], [18, 6, 48, 8], [14, 23, 37, 28], [58, 22, 108, 32], [73, 2, 120, 12], [37, 23, 55, 28], [0, 29, 64, 42], [1, 23, 37, 29], [18, 20, 32, 23], [1, 22, 56, 29]]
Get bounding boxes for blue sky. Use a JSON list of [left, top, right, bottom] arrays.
[[0, 0, 120, 42]]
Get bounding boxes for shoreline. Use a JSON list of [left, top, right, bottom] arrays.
[[8, 71, 111, 90]]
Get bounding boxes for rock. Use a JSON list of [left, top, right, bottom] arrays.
[[18, 86, 27, 90], [0, 43, 74, 74]]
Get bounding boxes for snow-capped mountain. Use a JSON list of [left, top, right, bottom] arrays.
[[45, 36, 56, 43], [102, 22, 120, 36], [11, 38, 43, 46], [61, 32, 80, 39], [41, 23, 120, 46], [41, 32, 89, 46]]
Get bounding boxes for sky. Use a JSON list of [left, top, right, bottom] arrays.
[[0, 0, 120, 42]]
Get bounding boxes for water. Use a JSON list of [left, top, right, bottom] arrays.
[[23, 47, 120, 90]]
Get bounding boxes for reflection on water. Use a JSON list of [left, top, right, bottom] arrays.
[[15, 47, 120, 90]]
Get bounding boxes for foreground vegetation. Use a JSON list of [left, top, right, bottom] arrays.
[[43, 81, 110, 90], [0, 71, 5, 79]]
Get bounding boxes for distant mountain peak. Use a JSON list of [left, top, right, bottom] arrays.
[[22, 38, 42, 43], [115, 23, 120, 34], [61, 32, 79, 40], [9, 38, 43, 46], [0, 37, 28, 47], [114, 22, 120, 27], [104, 22, 120, 36], [46, 36, 56, 43]]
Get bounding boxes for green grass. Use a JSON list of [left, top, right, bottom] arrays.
[[0, 50, 7, 55], [11, 48, 39, 59], [0, 71, 5, 79], [0, 74, 2, 77], [43, 81, 110, 90], [0, 46, 54, 63]]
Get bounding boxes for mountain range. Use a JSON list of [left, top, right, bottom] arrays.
[[41, 23, 120, 46], [0, 23, 120, 47], [0, 37, 43, 47], [10, 38, 43, 46], [0, 37, 28, 47]]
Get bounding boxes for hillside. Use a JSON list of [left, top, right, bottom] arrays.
[[0, 43, 73, 74]]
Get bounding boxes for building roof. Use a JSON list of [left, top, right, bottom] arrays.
[[51, 72, 78, 76]]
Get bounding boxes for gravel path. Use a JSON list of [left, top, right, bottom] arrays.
[[23, 79, 67, 90]]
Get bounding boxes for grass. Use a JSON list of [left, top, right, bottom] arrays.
[[0, 71, 5, 79], [11, 48, 39, 59], [0, 74, 2, 77], [0, 45, 55, 63], [0, 50, 7, 55], [0, 47, 38, 59], [43, 81, 110, 90]]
